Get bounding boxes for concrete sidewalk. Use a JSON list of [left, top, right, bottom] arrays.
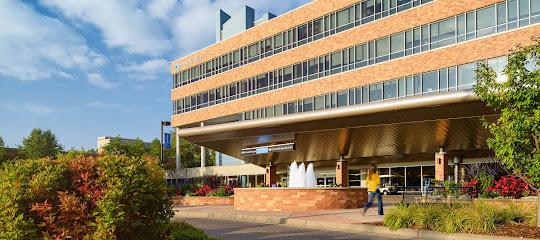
[[172, 195, 535, 240]]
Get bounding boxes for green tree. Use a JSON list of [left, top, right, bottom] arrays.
[[18, 128, 63, 159], [153, 131, 216, 169], [474, 35, 540, 226], [101, 136, 146, 157], [0, 136, 7, 164]]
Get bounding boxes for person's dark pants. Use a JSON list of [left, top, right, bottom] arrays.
[[363, 190, 384, 215]]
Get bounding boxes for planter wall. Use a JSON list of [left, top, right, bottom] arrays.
[[172, 196, 234, 206], [234, 187, 368, 211]]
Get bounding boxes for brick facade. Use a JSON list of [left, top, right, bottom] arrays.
[[234, 188, 368, 211], [336, 161, 348, 187], [172, 196, 234, 206], [172, 25, 540, 127], [435, 152, 449, 182], [265, 165, 277, 186], [171, 0, 503, 100]]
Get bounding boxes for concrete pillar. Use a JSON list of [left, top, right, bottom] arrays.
[[200, 122, 206, 167], [265, 165, 276, 186], [336, 159, 348, 187], [435, 148, 449, 182], [176, 128, 181, 170], [453, 156, 461, 184], [255, 175, 258, 187]]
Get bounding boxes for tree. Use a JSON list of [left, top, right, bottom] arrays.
[[474, 35, 540, 226], [18, 128, 63, 159], [0, 136, 7, 164], [101, 136, 146, 157]]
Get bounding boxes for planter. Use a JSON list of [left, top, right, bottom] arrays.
[[172, 196, 234, 206]]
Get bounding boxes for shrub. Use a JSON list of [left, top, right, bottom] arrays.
[[0, 154, 174, 239], [163, 221, 219, 240], [384, 202, 535, 234], [490, 176, 531, 198]]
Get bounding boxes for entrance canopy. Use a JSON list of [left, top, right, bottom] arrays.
[[177, 90, 497, 169]]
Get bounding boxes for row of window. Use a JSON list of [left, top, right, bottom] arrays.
[[172, 0, 436, 89], [172, 0, 539, 116], [236, 56, 507, 121]]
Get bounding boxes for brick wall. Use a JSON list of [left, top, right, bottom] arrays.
[[172, 24, 540, 127], [172, 196, 234, 206], [234, 188, 368, 211]]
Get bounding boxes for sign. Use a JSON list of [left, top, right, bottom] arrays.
[[163, 133, 171, 149], [241, 143, 295, 156], [174, 55, 202, 72]]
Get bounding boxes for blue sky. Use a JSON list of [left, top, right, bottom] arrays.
[[0, 0, 311, 164]]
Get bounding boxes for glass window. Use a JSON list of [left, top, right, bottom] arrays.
[[533, 0, 540, 16], [448, 66, 457, 89], [439, 68, 448, 91], [406, 76, 413, 95], [362, 0, 375, 18], [356, 87, 362, 104], [331, 52, 342, 69], [248, 43, 258, 58], [337, 90, 348, 107], [390, 33, 405, 53], [274, 34, 282, 48], [422, 70, 438, 93], [457, 14, 466, 35], [383, 80, 397, 99], [466, 12, 475, 33], [414, 75, 422, 94], [298, 24, 308, 41], [274, 105, 283, 116], [508, 0, 518, 22], [257, 74, 268, 89], [337, 7, 352, 27], [376, 37, 389, 57], [439, 18, 455, 40], [497, 3, 507, 25], [458, 62, 476, 88], [369, 83, 382, 102], [355, 44, 367, 62], [283, 66, 292, 82], [477, 5, 496, 30], [287, 101, 296, 114], [313, 18, 323, 35], [314, 96, 324, 110], [362, 86, 369, 103], [308, 59, 318, 75], [304, 98, 313, 112], [519, 0, 529, 19], [293, 63, 303, 79]]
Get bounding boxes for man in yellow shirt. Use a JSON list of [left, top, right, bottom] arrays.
[[362, 164, 384, 215]]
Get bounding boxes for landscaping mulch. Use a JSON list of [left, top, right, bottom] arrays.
[[365, 222, 540, 239]]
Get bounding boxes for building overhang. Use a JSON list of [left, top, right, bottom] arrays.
[[177, 90, 498, 168]]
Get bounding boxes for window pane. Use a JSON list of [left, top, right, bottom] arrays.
[[288, 102, 296, 114], [257, 74, 268, 89], [298, 24, 308, 41], [304, 98, 313, 112], [533, 0, 540, 16], [355, 44, 367, 62], [383, 80, 397, 99], [422, 70, 438, 93], [363, 0, 375, 17], [331, 52, 341, 69], [439, 18, 455, 40], [249, 43, 258, 57], [356, 87, 362, 104], [337, 8, 351, 27], [508, 0, 518, 22], [458, 63, 475, 88], [457, 14, 466, 35], [376, 37, 389, 57], [477, 5, 496, 30], [497, 3, 507, 25], [362, 86, 369, 103], [519, 0, 529, 19], [337, 90, 348, 107], [313, 18, 322, 35], [390, 33, 405, 53], [369, 83, 382, 102], [414, 75, 422, 94], [439, 68, 448, 90], [314, 96, 324, 110]]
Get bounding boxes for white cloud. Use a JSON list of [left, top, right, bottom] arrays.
[[171, 0, 313, 57], [40, 0, 172, 56], [23, 104, 56, 114], [87, 73, 118, 88], [86, 101, 121, 108], [0, 0, 106, 81], [147, 0, 177, 21], [118, 58, 169, 81]]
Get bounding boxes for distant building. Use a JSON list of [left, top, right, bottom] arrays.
[[97, 136, 151, 154]]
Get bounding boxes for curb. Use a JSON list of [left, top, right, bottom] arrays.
[[173, 210, 537, 240]]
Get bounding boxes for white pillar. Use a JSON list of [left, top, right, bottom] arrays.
[[176, 128, 181, 170], [255, 175, 258, 187], [200, 122, 206, 167]]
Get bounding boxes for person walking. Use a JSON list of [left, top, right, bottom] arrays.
[[362, 164, 384, 215]]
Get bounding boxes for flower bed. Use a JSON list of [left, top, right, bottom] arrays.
[[172, 196, 234, 206]]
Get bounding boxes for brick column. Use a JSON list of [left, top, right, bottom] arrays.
[[265, 165, 276, 186], [435, 151, 449, 182], [336, 160, 348, 187]]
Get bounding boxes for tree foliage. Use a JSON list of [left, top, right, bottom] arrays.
[[18, 128, 63, 159], [102, 133, 216, 169], [474, 35, 540, 226], [0, 136, 7, 165]]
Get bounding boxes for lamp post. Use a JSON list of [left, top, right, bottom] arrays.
[[160, 121, 171, 167]]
